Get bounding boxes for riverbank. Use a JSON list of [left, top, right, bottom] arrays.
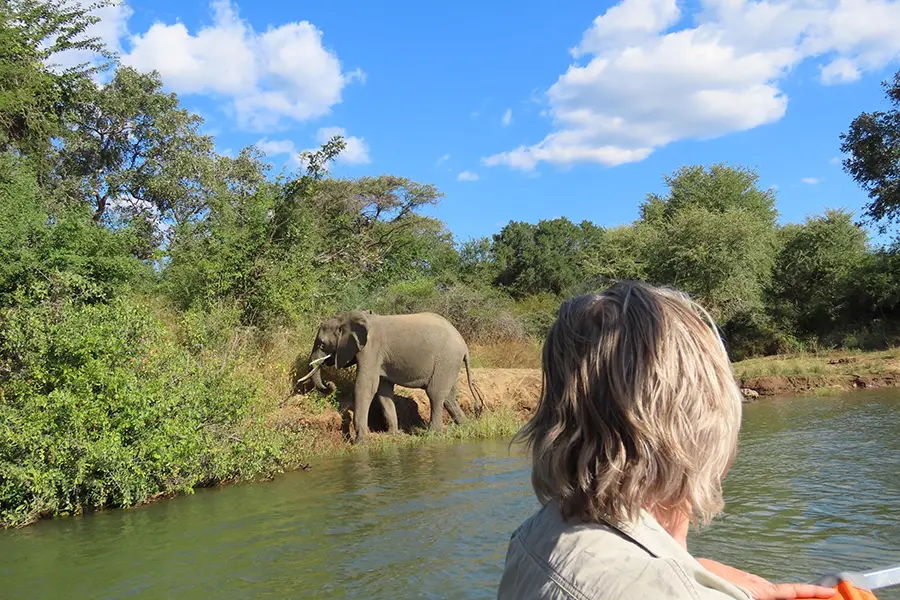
[[733, 348, 900, 396], [6, 347, 899, 529], [273, 347, 900, 461]]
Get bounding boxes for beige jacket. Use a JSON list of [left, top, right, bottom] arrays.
[[497, 501, 754, 600]]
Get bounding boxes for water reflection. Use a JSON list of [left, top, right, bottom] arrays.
[[0, 389, 897, 599], [691, 391, 900, 598]]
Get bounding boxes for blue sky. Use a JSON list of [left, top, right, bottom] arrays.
[[75, 0, 900, 244]]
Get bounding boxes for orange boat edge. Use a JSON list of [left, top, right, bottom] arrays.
[[829, 580, 878, 600]]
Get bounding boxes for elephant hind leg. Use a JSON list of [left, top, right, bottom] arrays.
[[376, 378, 399, 435], [426, 379, 465, 433], [444, 382, 467, 426]]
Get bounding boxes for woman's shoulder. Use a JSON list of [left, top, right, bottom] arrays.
[[501, 503, 750, 600], [512, 501, 635, 559]]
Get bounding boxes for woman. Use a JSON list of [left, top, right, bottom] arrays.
[[497, 282, 836, 600]]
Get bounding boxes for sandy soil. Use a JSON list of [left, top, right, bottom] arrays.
[[275, 354, 900, 440], [269, 351, 900, 440]]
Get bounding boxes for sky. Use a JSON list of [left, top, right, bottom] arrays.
[[60, 0, 900, 244]]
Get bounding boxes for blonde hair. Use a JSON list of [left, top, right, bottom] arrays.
[[514, 281, 742, 528]]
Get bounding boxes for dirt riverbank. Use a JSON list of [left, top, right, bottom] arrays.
[[274, 349, 900, 442]]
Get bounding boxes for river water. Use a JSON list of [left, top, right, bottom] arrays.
[[1, 389, 898, 599]]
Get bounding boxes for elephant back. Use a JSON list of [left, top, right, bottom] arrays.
[[376, 311, 467, 347]]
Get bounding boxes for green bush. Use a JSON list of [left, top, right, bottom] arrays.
[[512, 292, 561, 339], [368, 278, 527, 343], [0, 152, 145, 308], [0, 297, 283, 527]]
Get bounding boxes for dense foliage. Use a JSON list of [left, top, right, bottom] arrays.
[[841, 70, 900, 229], [2, 1, 900, 527]]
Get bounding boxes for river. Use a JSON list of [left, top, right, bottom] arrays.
[[1, 389, 898, 599]]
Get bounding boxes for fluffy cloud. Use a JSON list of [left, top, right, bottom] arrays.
[[457, 171, 480, 181], [259, 127, 370, 166], [315, 127, 370, 164], [802, 177, 821, 185], [122, 0, 362, 130], [502, 108, 513, 127], [484, 0, 900, 171], [256, 138, 297, 156]]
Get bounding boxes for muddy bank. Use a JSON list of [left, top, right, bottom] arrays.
[[739, 373, 900, 397], [277, 355, 900, 437], [733, 350, 900, 399], [275, 368, 542, 440]]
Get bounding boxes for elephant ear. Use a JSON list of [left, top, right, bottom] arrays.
[[348, 311, 370, 350]]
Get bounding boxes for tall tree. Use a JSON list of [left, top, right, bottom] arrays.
[[491, 217, 603, 298], [769, 209, 869, 335], [840, 69, 900, 230], [581, 224, 650, 284], [640, 164, 779, 325], [306, 175, 444, 279], [641, 163, 778, 228], [0, 0, 111, 167], [55, 66, 215, 256], [457, 236, 500, 287]]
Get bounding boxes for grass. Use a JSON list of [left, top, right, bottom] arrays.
[[469, 340, 900, 379], [732, 348, 900, 379], [276, 408, 524, 470], [470, 340, 542, 368], [196, 316, 900, 470], [296, 407, 526, 460], [275, 343, 900, 464]]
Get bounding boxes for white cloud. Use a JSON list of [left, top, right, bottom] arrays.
[[457, 171, 480, 181], [275, 127, 370, 167], [829, 155, 843, 165], [122, 0, 362, 130], [257, 138, 297, 156], [820, 57, 862, 84], [315, 127, 370, 164], [502, 108, 513, 127], [436, 153, 451, 166], [484, 0, 900, 171], [802, 177, 821, 185]]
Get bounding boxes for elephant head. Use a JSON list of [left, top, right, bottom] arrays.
[[295, 310, 371, 394]]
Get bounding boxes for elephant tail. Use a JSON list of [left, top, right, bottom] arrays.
[[463, 352, 485, 417]]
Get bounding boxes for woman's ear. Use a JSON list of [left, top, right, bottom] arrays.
[[348, 311, 370, 350]]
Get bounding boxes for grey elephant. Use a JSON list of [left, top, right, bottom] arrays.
[[295, 310, 485, 443]]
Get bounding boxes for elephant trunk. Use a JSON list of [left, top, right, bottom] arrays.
[[301, 346, 336, 394]]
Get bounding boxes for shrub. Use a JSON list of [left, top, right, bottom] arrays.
[[512, 292, 561, 339], [0, 297, 283, 527], [367, 278, 527, 343]]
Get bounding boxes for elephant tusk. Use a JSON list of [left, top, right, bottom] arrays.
[[295, 354, 333, 384], [309, 353, 332, 369], [295, 368, 318, 384]]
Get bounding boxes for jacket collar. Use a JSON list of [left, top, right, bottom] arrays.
[[543, 501, 753, 600], [611, 509, 696, 562], [610, 509, 754, 600]]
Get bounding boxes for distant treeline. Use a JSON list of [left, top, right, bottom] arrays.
[[2, 0, 899, 526]]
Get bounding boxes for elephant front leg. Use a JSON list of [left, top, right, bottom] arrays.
[[376, 379, 399, 435], [352, 374, 380, 444]]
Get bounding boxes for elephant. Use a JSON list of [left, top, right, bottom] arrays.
[[295, 310, 485, 443]]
